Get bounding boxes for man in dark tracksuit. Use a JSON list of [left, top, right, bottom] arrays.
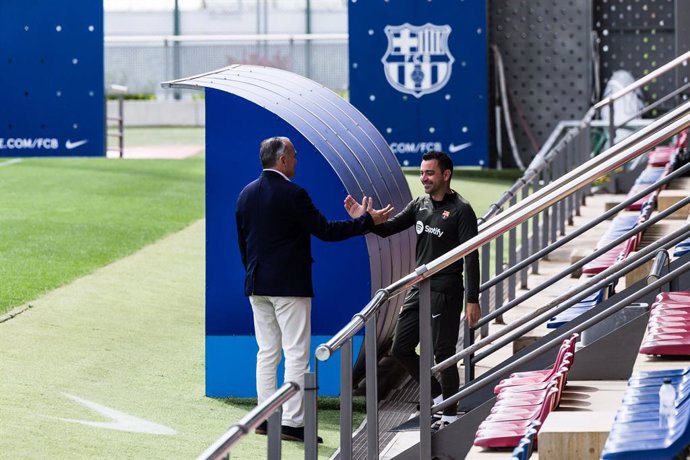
[[345, 151, 480, 430]]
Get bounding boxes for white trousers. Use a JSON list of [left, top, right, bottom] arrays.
[[249, 295, 311, 428]]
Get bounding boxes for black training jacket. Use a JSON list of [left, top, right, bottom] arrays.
[[372, 191, 480, 303]]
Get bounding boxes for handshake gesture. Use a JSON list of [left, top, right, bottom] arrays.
[[344, 195, 394, 225]]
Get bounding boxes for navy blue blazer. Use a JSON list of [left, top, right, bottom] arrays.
[[236, 170, 373, 297]]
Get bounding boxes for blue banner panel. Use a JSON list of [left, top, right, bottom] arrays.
[[206, 335, 363, 397], [0, 0, 104, 157], [205, 89, 373, 338], [349, 0, 488, 167]]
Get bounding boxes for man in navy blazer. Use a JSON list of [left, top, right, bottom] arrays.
[[235, 136, 392, 442]]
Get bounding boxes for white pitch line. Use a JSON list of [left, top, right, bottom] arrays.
[[0, 159, 23, 167], [50, 393, 177, 435]]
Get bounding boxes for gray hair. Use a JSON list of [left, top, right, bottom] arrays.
[[260, 136, 290, 168]]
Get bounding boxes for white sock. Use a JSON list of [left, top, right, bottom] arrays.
[[441, 415, 458, 424]]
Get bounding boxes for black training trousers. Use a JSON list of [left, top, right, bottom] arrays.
[[391, 286, 463, 416]]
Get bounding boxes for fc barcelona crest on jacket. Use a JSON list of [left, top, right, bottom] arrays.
[[381, 23, 454, 98]]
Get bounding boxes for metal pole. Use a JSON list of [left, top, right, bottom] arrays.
[[531, 176, 541, 274], [173, 0, 181, 100], [339, 340, 353, 460], [267, 409, 281, 460], [436, 258, 690, 414], [419, 279, 432, 460], [558, 151, 567, 235], [520, 186, 529, 289], [541, 191, 550, 259], [118, 94, 124, 158], [508, 195, 517, 301], [304, 372, 318, 460], [463, 321, 474, 383], [549, 159, 558, 245], [608, 100, 615, 149], [477, 161, 690, 295], [196, 382, 299, 460], [305, 0, 312, 79], [365, 315, 379, 460], [494, 234, 505, 323], [480, 244, 491, 338], [433, 222, 690, 376], [475, 194, 690, 328]]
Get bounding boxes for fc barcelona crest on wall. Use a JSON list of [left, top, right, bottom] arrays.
[[382, 23, 454, 98], [349, 0, 488, 167]]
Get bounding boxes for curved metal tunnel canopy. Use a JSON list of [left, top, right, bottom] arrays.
[[164, 64, 415, 374]]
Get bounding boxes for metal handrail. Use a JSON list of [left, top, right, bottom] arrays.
[[106, 84, 128, 158], [475, 101, 689, 235], [470, 219, 690, 365], [591, 50, 690, 112], [482, 50, 690, 224], [432, 198, 690, 376], [436, 257, 690, 413], [479, 161, 690, 294], [196, 382, 299, 460], [315, 99, 690, 361]]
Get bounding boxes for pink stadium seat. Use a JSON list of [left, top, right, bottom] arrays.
[[640, 292, 690, 356], [474, 386, 560, 448]]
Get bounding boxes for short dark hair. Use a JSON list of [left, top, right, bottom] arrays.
[[259, 136, 289, 168], [422, 151, 453, 178]]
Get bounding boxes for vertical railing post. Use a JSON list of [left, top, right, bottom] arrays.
[[494, 234, 505, 323], [531, 176, 541, 274], [553, 151, 570, 237], [117, 93, 124, 158], [583, 122, 592, 199], [267, 408, 282, 460], [304, 372, 318, 460], [365, 315, 379, 460], [608, 100, 616, 149], [463, 321, 475, 383], [520, 186, 529, 289], [339, 339, 353, 460], [574, 129, 583, 216], [541, 169, 551, 258], [549, 159, 558, 244], [418, 279, 433, 460], [508, 195, 517, 301], [480, 243, 491, 338], [566, 135, 575, 225]]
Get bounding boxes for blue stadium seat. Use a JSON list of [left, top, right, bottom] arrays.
[[601, 367, 690, 459], [547, 288, 606, 329]]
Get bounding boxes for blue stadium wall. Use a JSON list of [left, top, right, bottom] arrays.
[[349, 0, 488, 167], [0, 0, 104, 157]]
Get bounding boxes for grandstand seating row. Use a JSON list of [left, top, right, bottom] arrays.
[[640, 292, 690, 356], [473, 334, 578, 450], [547, 132, 689, 329]]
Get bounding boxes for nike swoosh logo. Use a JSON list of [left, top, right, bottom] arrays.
[[65, 139, 88, 150], [448, 142, 472, 154], [432, 313, 442, 319], [52, 393, 177, 435]]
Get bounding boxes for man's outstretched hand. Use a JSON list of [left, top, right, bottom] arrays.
[[344, 195, 393, 225]]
